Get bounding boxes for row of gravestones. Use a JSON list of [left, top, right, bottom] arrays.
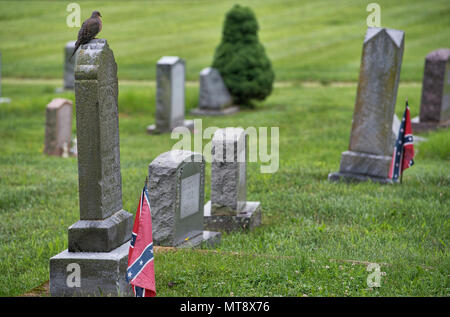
[[59, 43, 235, 127], [55, 36, 450, 134], [328, 28, 447, 183], [48, 39, 261, 296], [45, 28, 449, 181], [44, 56, 236, 156], [146, 57, 238, 134], [43, 27, 449, 296]]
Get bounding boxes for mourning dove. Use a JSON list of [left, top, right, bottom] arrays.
[[71, 10, 102, 59]]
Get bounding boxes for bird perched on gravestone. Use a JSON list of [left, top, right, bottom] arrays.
[[71, 10, 102, 59]]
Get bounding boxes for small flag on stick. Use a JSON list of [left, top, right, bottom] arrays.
[[126, 178, 156, 297], [389, 99, 415, 183]]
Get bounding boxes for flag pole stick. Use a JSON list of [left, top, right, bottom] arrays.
[[399, 150, 404, 184], [400, 98, 408, 185]]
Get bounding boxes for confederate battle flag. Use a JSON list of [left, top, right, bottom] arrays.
[[126, 180, 156, 297], [389, 100, 415, 182]]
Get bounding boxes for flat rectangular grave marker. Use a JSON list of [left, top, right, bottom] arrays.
[[149, 150, 221, 248]]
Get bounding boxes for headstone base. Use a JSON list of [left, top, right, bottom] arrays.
[[0, 97, 11, 104], [328, 172, 394, 184], [177, 230, 221, 249], [204, 201, 262, 232], [190, 106, 239, 116], [49, 241, 132, 297], [68, 209, 133, 253], [411, 116, 450, 133], [45, 145, 77, 158], [146, 119, 194, 134], [337, 150, 391, 179]]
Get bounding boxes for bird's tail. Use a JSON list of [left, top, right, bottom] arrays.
[[70, 42, 81, 60]]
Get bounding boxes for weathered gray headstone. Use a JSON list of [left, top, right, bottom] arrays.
[[204, 128, 261, 232], [149, 150, 221, 248], [190, 67, 238, 116], [329, 27, 405, 183], [0, 51, 11, 104], [55, 41, 76, 93], [147, 56, 194, 134], [50, 39, 133, 297], [412, 49, 450, 132], [64, 41, 76, 89], [44, 98, 73, 156]]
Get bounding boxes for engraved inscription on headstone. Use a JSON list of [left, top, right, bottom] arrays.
[[180, 173, 200, 220]]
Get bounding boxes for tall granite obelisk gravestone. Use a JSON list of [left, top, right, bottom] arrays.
[[50, 39, 133, 296], [412, 48, 450, 132], [204, 128, 261, 232], [147, 56, 194, 134], [0, 51, 11, 104], [190, 67, 238, 116], [149, 150, 221, 248], [44, 98, 73, 157], [329, 27, 405, 183], [55, 41, 76, 93]]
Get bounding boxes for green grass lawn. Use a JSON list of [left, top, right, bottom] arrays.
[[0, 0, 449, 81], [0, 0, 449, 297], [0, 80, 448, 296]]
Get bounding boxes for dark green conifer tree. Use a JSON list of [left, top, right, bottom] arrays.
[[212, 4, 275, 106]]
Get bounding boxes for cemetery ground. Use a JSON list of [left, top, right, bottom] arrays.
[[0, 0, 449, 298], [1, 0, 449, 82], [0, 81, 448, 297]]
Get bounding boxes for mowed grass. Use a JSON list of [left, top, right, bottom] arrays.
[[0, 0, 449, 81], [0, 0, 449, 297], [0, 80, 448, 296]]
